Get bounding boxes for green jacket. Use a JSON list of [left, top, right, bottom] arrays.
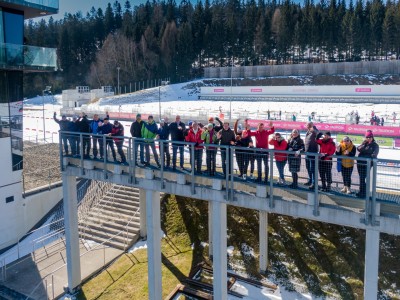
[[201, 128, 218, 144], [141, 121, 157, 141]]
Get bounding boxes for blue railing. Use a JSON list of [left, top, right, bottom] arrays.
[[59, 131, 400, 223], [0, 43, 57, 70]]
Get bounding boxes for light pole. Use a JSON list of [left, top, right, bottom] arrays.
[[230, 56, 233, 122], [42, 86, 51, 142], [159, 81, 169, 121], [117, 67, 120, 95]]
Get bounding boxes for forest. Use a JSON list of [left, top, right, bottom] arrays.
[[24, 0, 400, 96]]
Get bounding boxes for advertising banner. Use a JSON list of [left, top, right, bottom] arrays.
[[394, 139, 400, 148], [336, 134, 393, 147]]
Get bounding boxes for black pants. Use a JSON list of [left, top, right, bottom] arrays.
[[206, 149, 216, 176], [357, 163, 368, 197], [92, 136, 104, 158], [221, 148, 232, 175], [236, 151, 250, 176], [106, 139, 116, 160], [291, 172, 298, 187], [61, 134, 69, 154], [144, 142, 160, 165], [67, 135, 77, 155], [256, 152, 269, 182], [115, 140, 126, 162], [342, 166, 354, 187], [160, 142, 171, 167], [318, 160, 333, 187], [189, 149, 203, 173], [82, 136, 91, 157]]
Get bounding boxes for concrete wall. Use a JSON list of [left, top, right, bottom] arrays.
[[0, 185, 63, 251], [204, 60, 400, 78]]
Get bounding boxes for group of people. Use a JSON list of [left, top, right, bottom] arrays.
[[54, 112, 127, 164], [55, 112, 380, 198]]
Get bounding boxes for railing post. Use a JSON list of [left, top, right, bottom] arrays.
[[364, 159, 371, 226], [371, 159, 379, 226], [269, 151, 274, 208], [128, 138, 133, 184], [80, 133, 84, 176], [230, 147, 234, 201], [313, 154, 320, 216], [131, 138, 136, 184], [59, 131, 64, 171], [191, 143, 195, 194], [224, 146, 229, 201], [160, 140, 165, 189], [102, 135, 107, 180]]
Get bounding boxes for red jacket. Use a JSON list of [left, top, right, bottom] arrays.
[[269, 139, 288, 161], [185, 128, 204, 149], [317, 138, 336, 160], [249, 127, 275, 149], [111, 124, 124, 143]]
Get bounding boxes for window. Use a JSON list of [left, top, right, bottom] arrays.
[[6, 196, 14, 203]]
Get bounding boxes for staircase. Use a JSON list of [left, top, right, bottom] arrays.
[[79, 185, 142, 250]]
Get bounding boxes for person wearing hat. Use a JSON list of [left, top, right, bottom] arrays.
[[98, 117, 116, 161], [157, 118, 171, 168], [201, 123, 218, 176], [53, 112, 71, 155], [316, 131, 336, 191], [356, 130, 379, 198], [141, 115, 160, 167], [169, 115, 186, 170], [335, 136, 356, 194], [185, 121, 204, 174], [208, 116, 223, 132], [130, 113, 144, 165], [304, 122, 319, 188], [110, 120, 127, 164]]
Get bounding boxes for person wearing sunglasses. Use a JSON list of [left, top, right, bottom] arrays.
[[356, 130, 379, 198], [335, 136, 356, 194]]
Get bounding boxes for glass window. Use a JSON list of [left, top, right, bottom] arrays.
[[3, 9, 23, 45]]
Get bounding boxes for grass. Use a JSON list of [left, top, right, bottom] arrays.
[[77, 194, 400, 300]]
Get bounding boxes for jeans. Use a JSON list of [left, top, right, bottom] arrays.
[[134, 140, 144, 163], [276, 160, 287, 180], [221, 148, 232, 175], [67, 135, 78, 155], [172, 144, 184, 168], [82, 136, 91, 157], [92, 136, 104, 158], [115, 140, 126, 162], [105, 139, 116, 160], [144, 142, 159, 165], [189, 148, 203, 172], [306, 155, 316, 183], [61, 134, 69, 154], [236, 150, 250, 176], [160, 142, 171, 167]]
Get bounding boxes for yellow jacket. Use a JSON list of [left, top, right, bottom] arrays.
[[337, 141, 356, 168]]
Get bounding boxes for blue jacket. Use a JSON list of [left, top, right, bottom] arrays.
[[158, 123, 170, 140]]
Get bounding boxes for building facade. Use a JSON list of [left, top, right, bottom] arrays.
[[0, 0, 58, 250]]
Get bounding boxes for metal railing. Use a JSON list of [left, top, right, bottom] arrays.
[[60, 131, 400, 224]]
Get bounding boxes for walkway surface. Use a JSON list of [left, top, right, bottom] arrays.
[[0, 238, 122, 299]]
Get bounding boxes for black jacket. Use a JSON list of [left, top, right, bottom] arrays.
[[169, 121, 186, 141], [130, 120, 143, 138], [217, 128, 235, 145], [357, 140, 379, 159], [77, 116, 91, 133], [305, 126, 319, 153], [53, 115, 70, 131], [287, 136, 305, 153]]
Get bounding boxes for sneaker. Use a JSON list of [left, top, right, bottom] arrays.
[[242, 174, 247, 180], [341, 187, 347, 193], [309, 184, 315, 190], [346, 188, 352, 194], [326, 185, 331, 192], [250, 174, 254, 180], [305, 180, 312, 186]]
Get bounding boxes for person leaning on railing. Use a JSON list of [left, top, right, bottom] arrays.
[[97, 117, 116, 162], [316, 131, 336, 192], [89, 112, 109, 160], [76, 113, 92, 159], [269, 132, 288, 185], [249, 121, 275, 183], [304, 122, 319, 189], [356, 130, 379, 198], [201, 123, 218, 176], [335, 136, 356, 194], [234, 118, 254, 180], [130, 113, 144, 165], [110, 120, 127, 165], [169, 115, 186, 170], [286, 129, 305, 189], [216, 122, 236, 176], [141, 115, 160, 168], [185, 121, 204, 174], [157, 118, 170, 168]]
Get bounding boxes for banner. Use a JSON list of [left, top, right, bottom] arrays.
[[336, 134, 393, 147], [395, 139, 400, 148]]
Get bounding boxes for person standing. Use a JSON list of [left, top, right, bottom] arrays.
[[249, 121, 275, 183], [234, 118, 255, 179], [130, 113, 144, 165], [90, 112, 108, 160], [185, 121, 204, 174], [110, 120, 127, 164], [316, 131, 336, 191], [201, 123, 218, 176], [304, 122, 319, 189], [335, 136, 356, 194], [76, 113, 91, 159], [356, 131, 379, 198], [157, 118, 171, 168], [141, 115, 160, 167], [287, 129, 305, 189], [53, 112, 70, 155], [269, 132, 288, 185], [68, 116, 79, 157], [97, 117, 116, 161], [216, 122, 236, 176], [169, 115, 186, 170]]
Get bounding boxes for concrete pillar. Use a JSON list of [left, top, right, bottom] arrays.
[[146, 190, 162, 300], [208, 201, 213, 258], [139, 189, 147, 238], [211, 201, 227, 300], [364, 229, 380, 300], [259, 211, 268, 273], [62, 175, 81, 293]]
